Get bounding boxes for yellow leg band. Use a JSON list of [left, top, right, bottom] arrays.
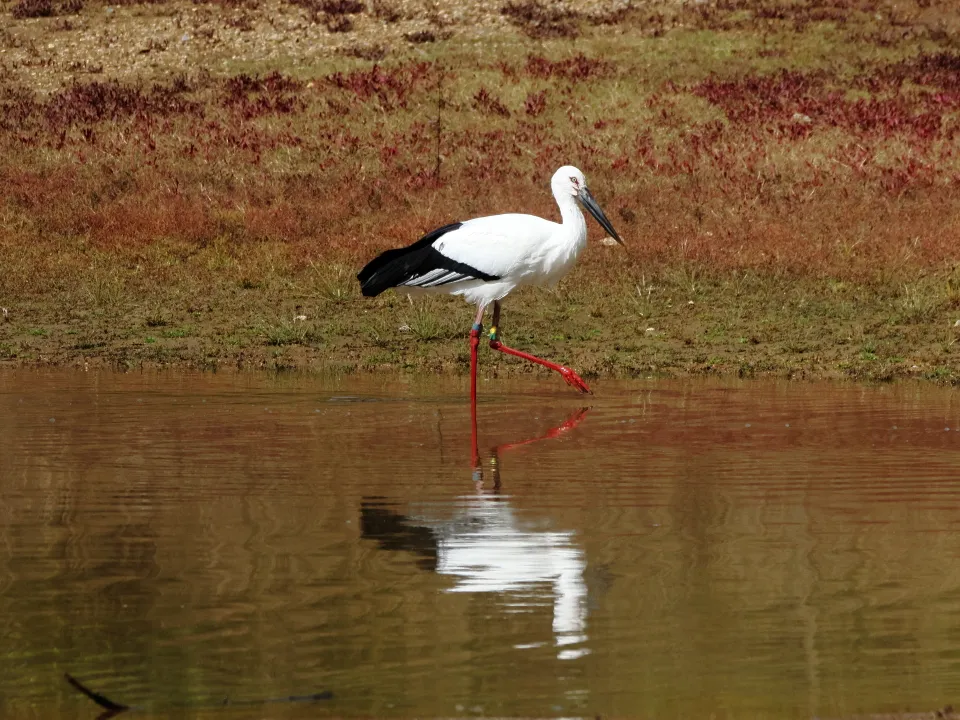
[[488, 326, 498, 340]]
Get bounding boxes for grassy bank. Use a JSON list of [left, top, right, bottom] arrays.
[[1, 0, 959, 383]]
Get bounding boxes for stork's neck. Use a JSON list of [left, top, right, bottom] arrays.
[[555, 191, 587, 249]]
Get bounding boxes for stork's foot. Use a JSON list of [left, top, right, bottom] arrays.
[[558, 366, 592, 394]]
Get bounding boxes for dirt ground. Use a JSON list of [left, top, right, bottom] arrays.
[[1, 0, 636, 92]]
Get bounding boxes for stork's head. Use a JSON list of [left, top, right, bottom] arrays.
[[552, 165, 588, 198], [552, 166, 624, 246]]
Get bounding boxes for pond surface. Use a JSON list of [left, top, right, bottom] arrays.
[[2, 371, 960, 719]]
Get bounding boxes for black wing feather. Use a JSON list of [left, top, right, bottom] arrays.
[[357, 222, 499, 297], [359, 498, 439, 572]]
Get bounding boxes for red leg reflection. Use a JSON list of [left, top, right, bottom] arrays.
[[470, 402, 590, 488], [470, 380, 480, 474], [494, 407, 590, 453], [488, 301, 592, 394]]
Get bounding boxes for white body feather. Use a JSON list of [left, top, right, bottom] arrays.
[[403, 197, 588, 306]]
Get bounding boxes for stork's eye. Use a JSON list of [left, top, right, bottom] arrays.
[[569, 176, 579, 185]]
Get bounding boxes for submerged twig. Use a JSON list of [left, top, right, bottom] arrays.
[[64, 674, 129, 718], [64, 672, 333, 716]]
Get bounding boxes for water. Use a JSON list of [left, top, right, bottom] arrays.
[[2, 371, 960, 719]]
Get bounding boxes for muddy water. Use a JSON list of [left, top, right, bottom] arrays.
[[2, 371, 960, 719]]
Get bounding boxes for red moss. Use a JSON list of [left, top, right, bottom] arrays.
[[692, 68, 955, 141], [473, 87, 511, 117], [325, 61, 435, 110], [524, 90, 547, 117], [45, 78, 201, 127], [524, 53, 613, 80], [220, 72, 306, 118]]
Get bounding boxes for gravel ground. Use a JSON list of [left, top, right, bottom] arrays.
[[1, 0, 642, 92]]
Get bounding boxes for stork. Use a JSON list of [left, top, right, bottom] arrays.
[[357, 166, 623, 398]]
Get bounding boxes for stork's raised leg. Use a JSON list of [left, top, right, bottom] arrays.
[[488, 301, 592, 394]]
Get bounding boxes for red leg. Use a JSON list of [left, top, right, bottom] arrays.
[[488, 301, 592, 394], [470, 377, 481, 477], [470, 327, 480, 408], [469, 303, 486, 407]]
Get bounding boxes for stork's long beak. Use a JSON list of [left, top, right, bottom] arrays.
[[578, 187, 624, 246]]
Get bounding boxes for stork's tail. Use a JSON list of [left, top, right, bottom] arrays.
[[356, 246, 416, 297], [357, 222, 465, 297]]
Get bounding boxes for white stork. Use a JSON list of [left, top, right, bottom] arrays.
[[357, 165, 623, 396]]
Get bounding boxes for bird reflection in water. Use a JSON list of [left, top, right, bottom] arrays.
[[361, 404, 591, 660]]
